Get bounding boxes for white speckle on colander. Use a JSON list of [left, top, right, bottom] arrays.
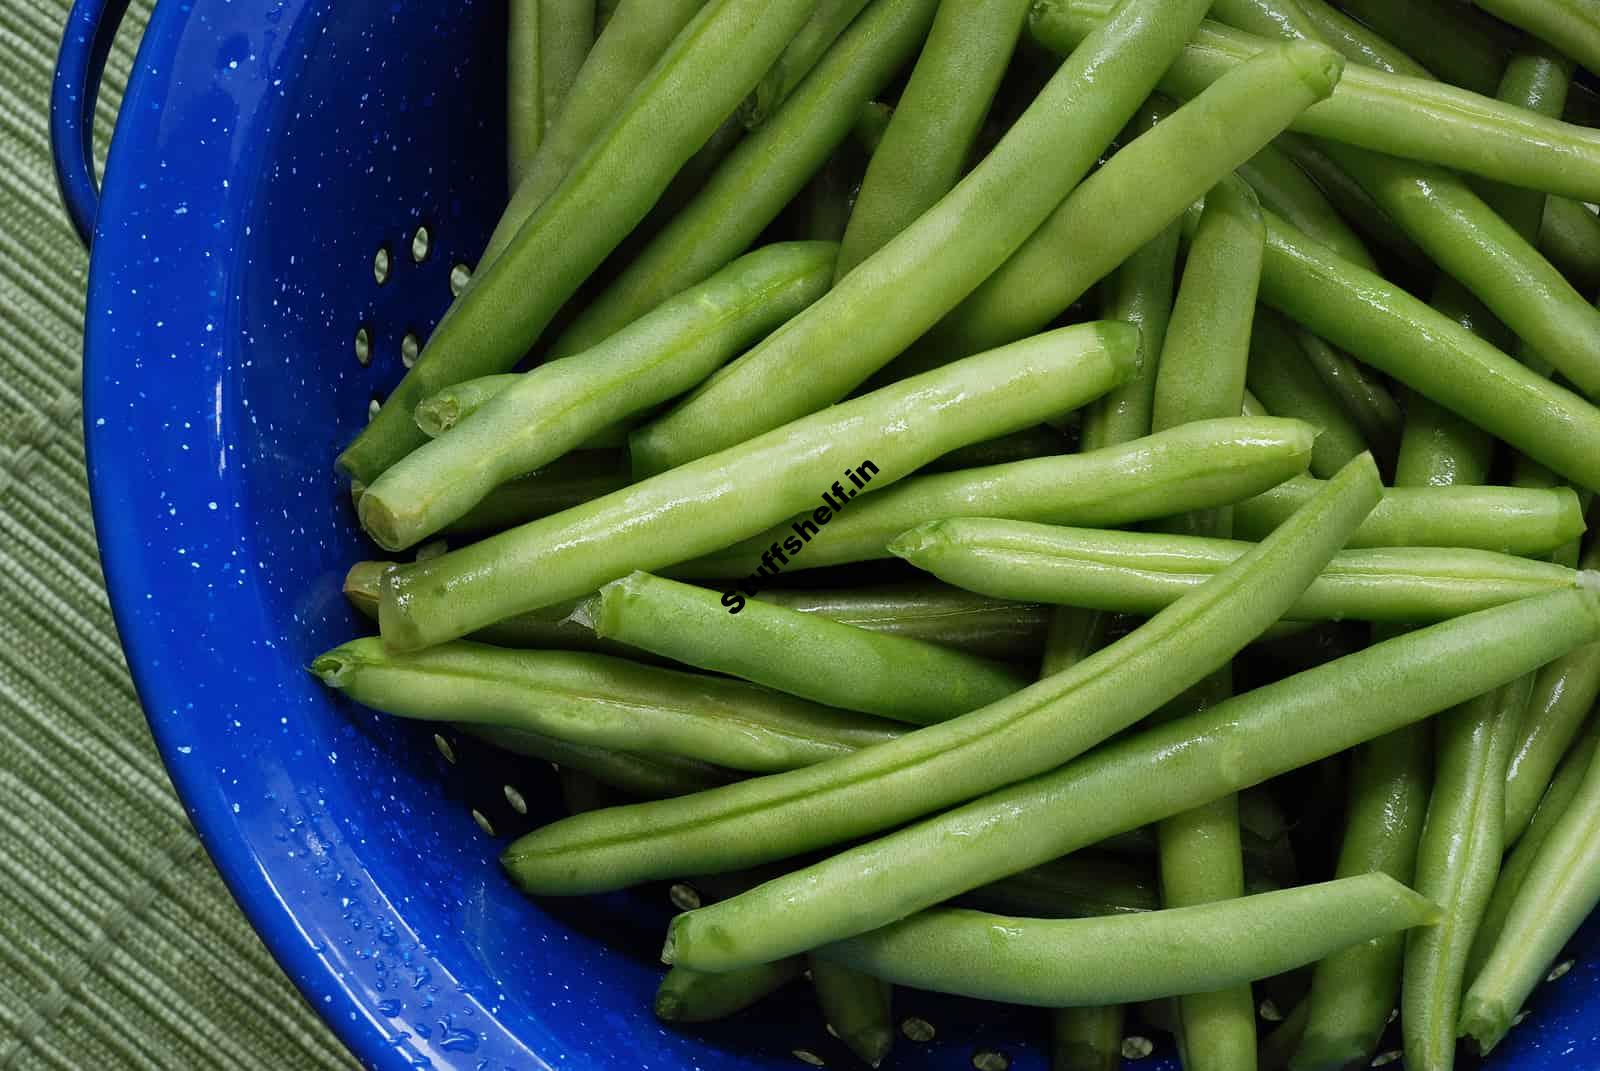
[[972, 1050, 1009, 1071], [901, 1018, 935, 1042], [668, 884, 700, 911], [1371, 1050, 1403, 1067], [1121, 1037, 1153, 1060], [792, 1050, 825, 1067], [471, 809, 495, 836], [503, 785, 528, 815], [1548, 959, 1575, 982]]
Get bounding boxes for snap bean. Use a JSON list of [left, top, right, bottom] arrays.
[[808, 957, 893, 1068], [502, 454, 1381, 897], [586, 572, 1028, 725], [670, 417, 1315, 579], [336, 0, 815, 484], [312, 639, 903, 773], [624, 0, 1219, 473], [381, 323, 1136, 651], [654, 959, 806, 1023], [663, 584, 1600, 972]]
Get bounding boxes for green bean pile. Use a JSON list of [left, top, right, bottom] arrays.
[[318, 1, 1600, 1066]]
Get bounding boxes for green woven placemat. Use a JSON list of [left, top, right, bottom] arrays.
[[0, 4, 351, 1067]]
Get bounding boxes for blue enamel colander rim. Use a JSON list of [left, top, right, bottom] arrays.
[[51, 0, 1600, 1067]]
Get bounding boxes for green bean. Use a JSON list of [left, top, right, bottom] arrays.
[[350, 565, 1051, 661], [558, 767, 622, 815], [808, 957, 893, 1068], [1293, 330, 1401, 464], [1052, 1006, 1125, 1071], [1540, 196, 1600, 295], [1077, 100, 1182, 454], [503, 454, 1381, 898], [890, 518, 1580, 623], [1262, 1000, 1310, 1071], [586, 572, 1028, 725], [484, 0, 711, 267], [1028, 4, 1600, 202], [1479, 46, 1573, 242], [1235, 141, 1377, 272], [442, 452, 632, 536], [1272, 133, 1432, 277], [795, 144, 861, 244], [509, 1, 543, 187], [1234, 475, 1585, 553], [594, 0, 620, 33], [336, 0, 813, 485], [923, 424, 1070, 472], [851, 99, 893, 155], [807, 877, 1436, 1009], [1291, 376, 1465, 1071], [345, 562, 632, 654], [467, 724, 736, 798], [1334, 0, 1511, 93], [358, 242, 837, 550], [313, 639, 903, 773], [1503, 540, 1600, 841], [621, 0, 1219, 472], [1403, 674, 1534, 1071], [834, 0, 1031, 281], [662, 583, 1600, 972], [669, 417, 1315, 579], [1247, 308, 1368, 478], [909, 41, 1342, 371], [1468, 713, 1600, 986], [1291, 725, 1431, 1071], [414, 378, 626, 448], [1158, 683, 1256, 1071], [1039, 601, 1108, 679], [1318, 145, 1600, 402], [538, 0, 595, 140], [1459, 737, 1600, 1053], [742, 0, 873, 128], [961, 854, 1159, 919], [654, 958, 806, 1023], [381, 323, 1135, 650], [1294, 0, 1435, 78], [760, 585, 1050, 661], [1256, 210, 1600, 489], [1473, 0, 1600, 78], [549, 0, 940, 360], [1151, 176, 1262, 452]]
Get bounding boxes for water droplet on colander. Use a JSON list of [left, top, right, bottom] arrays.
[[378, 999, 401, 1016]]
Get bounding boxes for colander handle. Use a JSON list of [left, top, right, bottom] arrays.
[[50, 0, 134, 247]]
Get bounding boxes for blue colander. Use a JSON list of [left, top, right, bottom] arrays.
[[49, 0, 1600, 1067]]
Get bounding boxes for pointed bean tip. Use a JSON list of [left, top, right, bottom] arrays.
[[843, 1025, 894, 1067], [885, 524, 940, 561], [653, 989, 684, 1022]]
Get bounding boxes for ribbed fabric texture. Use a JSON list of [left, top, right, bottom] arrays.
[[0, 3, 352, 1066]]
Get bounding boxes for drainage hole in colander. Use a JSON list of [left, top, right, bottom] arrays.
[[901, 1017, 935, 1042], [354, 325, 373, 367], [792, 1050, 825, 1067], [471, 808, 496, 837], [368, 393, 383, 422], [1121, 1036, 1153, 1060], [971, 1048, 1009, 1070], [433, 733, 457, 765], [450, 262, 473, 298], [401, 331, 422, 369], [412, 225, 433, 264], [374, 244, 393, 286]]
